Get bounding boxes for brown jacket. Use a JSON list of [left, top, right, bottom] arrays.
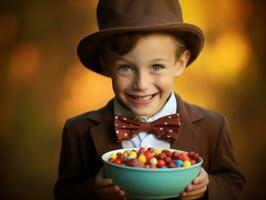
[[54, 95, 245, 200]]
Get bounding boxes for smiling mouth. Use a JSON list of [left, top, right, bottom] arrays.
[[127, 93, 157, 104]]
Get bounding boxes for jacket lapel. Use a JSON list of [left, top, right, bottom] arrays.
[[88, 100, 122, 156], [171, 94, 205, 151]]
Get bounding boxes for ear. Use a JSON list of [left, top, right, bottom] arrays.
[[174, 50, 191, 76]]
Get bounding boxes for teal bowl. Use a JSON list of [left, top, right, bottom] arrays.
[[102, 148, 203, 199]]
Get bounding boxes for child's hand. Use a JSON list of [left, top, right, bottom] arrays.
[[95, 167, 127, 200], [180, 168, 209, 200]]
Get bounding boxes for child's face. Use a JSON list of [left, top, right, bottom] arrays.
[[108, 33, 190, 117]]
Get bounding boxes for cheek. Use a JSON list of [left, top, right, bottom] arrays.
[[155, 75, 174, 91], [112, 76, 130, 94]]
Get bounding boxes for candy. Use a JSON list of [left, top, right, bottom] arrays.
[[187, 151, 200, 161], [138, 154, 147, 164], [126, 158, 144, 167], [107, 148, 201, 169], [109, 153, 117, 159], [157, 159, 166, 168], [156, 153, 166, 160], [139, 147, 146, 154], [179, 153, 190, 161], [153, 149, 161, 155], [128, 151, 137, 159], [183, 160, 191, 167], [171, 152, 180, 160], [168, 162, 177, 168], [190, 159, 196, 165], [162, 150, 172, 157], [144, 151, 154, 161], [114, 158, 122, 165], [164, 156, 172, 164], [149, 157, 158, 166], [175, 159, 183, 167]]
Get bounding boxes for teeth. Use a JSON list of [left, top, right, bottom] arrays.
[[134, 95, 152, 101]]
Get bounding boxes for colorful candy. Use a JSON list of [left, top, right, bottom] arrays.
[[149, 157, 158, 166], [108, 148, 201, 169], [183, 160, 192, 167], [138, 154, 147, 164]]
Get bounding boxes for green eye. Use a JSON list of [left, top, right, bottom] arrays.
[[118, 65, 133, 72], [151, 64, 163, 71]]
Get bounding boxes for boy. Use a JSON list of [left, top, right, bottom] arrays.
[[54, 0, 245, 199]]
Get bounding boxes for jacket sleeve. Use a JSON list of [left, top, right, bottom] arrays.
[[54, 120, 102, 200], [207, 116, 245, 200]]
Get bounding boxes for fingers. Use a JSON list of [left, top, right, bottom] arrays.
[[192, 168, 208, 185], [97, 183, 127, 199], [95, 168, 113, 188], [181, 186, 207, 199], [101, 185, 125, 197], [95, 167, 127, 200], [186, 175, 209, 192], [180, 190, 205, 200], [180, 168, 209, 200], [97, 178, 113, 188]]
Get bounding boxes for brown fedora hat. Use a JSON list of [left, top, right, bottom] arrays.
[[77, 0, 205, 76]]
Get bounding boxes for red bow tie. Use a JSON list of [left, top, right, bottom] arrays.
[[114, 114, 181, 143]]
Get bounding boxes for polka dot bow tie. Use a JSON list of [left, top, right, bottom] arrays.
[[114, 114, 181, 143]]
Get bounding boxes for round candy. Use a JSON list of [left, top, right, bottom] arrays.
[[175, 159, 183, 167], [122, 155, 129, 162], [162, 150, 172, 157], [128, 151, 137, 159], [171, 152, 180, 160], [157, 159, 166, 168], [168, 162, 177, 168], [164, 156, 172, 164], [190, 159, 196, 165], [153, 149, 161, 155], [126, 158, 143, 167], [183, 160, 191, 167], [139, 147, 146, 153], [144, 151, 154, 161], [156, 153, 166, 160], [149, 157, 158, 166], [109, 153, 117, 159], [138, 154, 147, 164], [179, 153, 190, 161], [116, 152, 123, 159], [114, 158, 122, 165]]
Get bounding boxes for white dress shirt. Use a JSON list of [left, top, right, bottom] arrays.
[[113, 91, 177, 149]]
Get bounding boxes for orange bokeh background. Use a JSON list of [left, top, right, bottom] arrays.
[[0, 0, 265, 199]]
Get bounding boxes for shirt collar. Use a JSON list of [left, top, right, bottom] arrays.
[[113, 91, 177, 122]]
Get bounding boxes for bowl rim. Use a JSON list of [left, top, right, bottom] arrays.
[[101, 148, 203, 172]]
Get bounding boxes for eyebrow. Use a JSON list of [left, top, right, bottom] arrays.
[[150, 58, 168, 62], [115, 57, 133, 63], [115, 57, 168, 63]]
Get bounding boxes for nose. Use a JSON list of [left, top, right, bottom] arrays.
[[132, 70, 150, 91]]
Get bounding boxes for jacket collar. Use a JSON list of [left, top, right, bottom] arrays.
[[88, 94, 205, 156], [172, 94, 205, 151], [175, 94, 204, 122]]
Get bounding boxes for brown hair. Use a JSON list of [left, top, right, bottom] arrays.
[[98, 32, 187, 73]]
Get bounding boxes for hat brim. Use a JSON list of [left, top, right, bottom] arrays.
[[77, 22, 204, 76]]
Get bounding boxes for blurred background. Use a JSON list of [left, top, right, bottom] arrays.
[[0, 0, 265, 199]]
